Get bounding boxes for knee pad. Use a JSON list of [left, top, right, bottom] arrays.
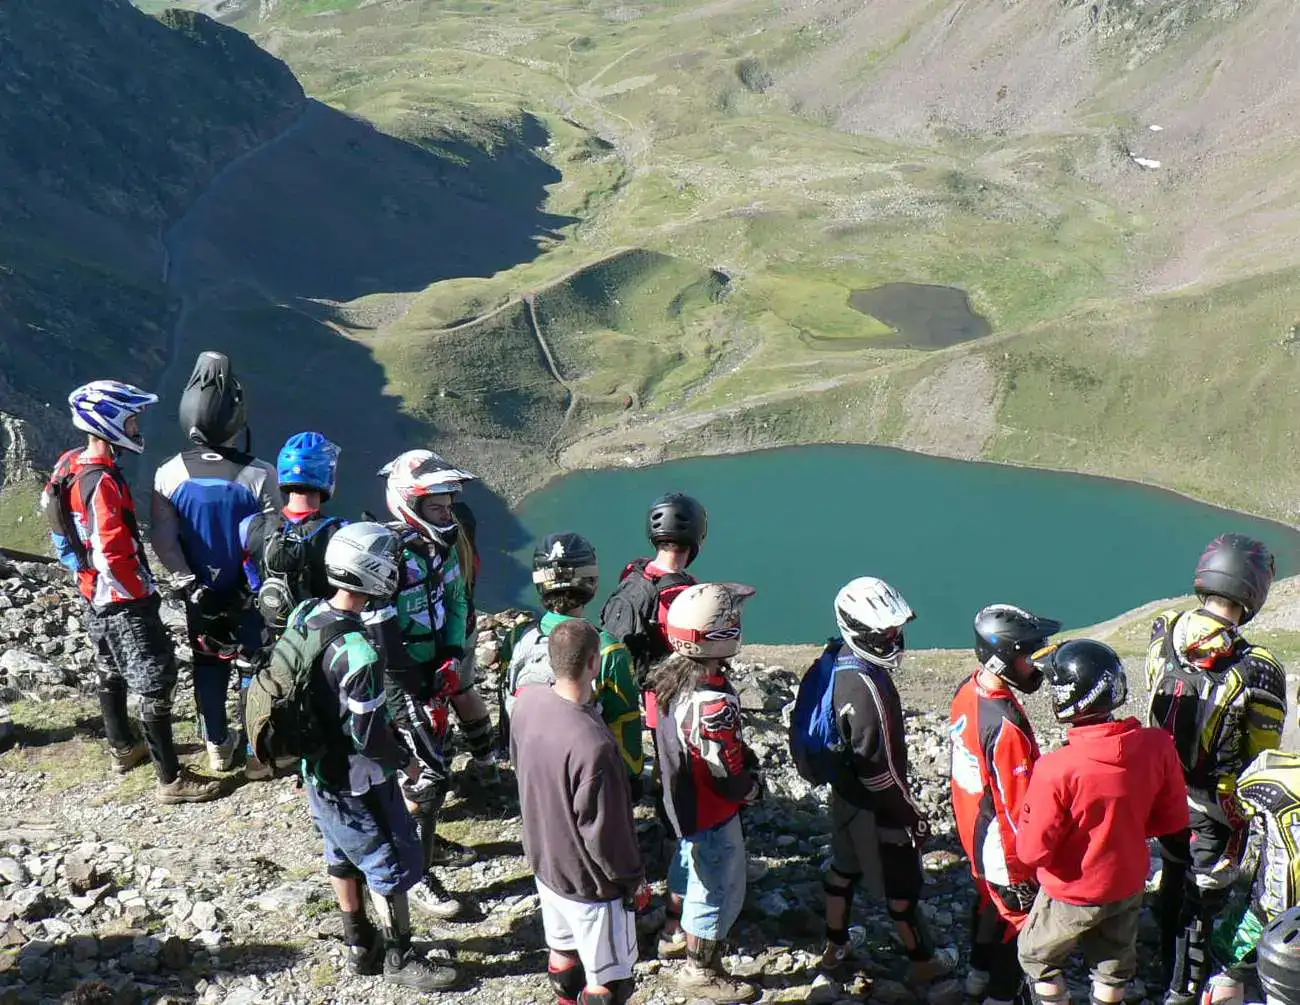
[[578, 978, 634, 1005], [548, 953, 585, 1004], [457, 713, 495, 759], [138, 694, 173, 721], [888, 900, 935, 960], [327, 861, 363, 881]]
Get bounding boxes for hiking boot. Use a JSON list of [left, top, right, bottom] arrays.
[[205, 734, 238, 772], [409, 875, 463, 921], [109, 741, 149, 775], [382, 948, 458, 991], [156, 767, 222, 804], [676, 958, 759, 1003], [346, 933, 383, 977], [464, 750, 506, 786], [907, 954, 954, 986], [657, 926, 687, 960], [244, 756, 273, 782], [429, 835, 478, 869], [819, 925, 869, 972]]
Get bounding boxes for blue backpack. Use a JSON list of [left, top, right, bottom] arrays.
[[789, 638, 851, 785]]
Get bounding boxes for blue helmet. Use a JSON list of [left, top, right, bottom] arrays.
[[277, 432, 340, 499]]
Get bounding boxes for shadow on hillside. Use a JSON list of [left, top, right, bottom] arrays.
[[166, 100, 575, 301], [61, 939, 304, 1004], [8, 713, 102, 749]]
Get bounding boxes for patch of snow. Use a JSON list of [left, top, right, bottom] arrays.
[[1131, 156, 1162, 169]]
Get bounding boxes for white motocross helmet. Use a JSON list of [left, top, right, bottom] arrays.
[[834, 576, 916, 671], [324, 522, 402, 598], [666, 582, 757, 661], [379, 449, 476, 549]]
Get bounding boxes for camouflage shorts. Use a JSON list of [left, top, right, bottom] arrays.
[[84, 597, 177, 698], [1213, 900, 1266, 976]]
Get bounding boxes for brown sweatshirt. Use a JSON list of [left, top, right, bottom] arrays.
[[510, 684, 644, 903]]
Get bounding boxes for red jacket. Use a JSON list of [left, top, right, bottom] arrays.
[[1017, 717, 1189, 905], [61, 449, 155, 609]]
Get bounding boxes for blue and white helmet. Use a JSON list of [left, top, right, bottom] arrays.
[[68, 380, 158, 454], [278, 432, 341, 499]]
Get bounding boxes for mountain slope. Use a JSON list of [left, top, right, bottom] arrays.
[[0, 0, 304, 485]]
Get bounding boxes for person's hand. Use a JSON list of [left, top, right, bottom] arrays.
[[436, 659, 462, 698]]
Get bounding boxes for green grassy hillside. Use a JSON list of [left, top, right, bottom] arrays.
[[192, 0, 1297, 521]]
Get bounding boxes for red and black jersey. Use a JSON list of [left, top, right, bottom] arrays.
[[59, 449, 156, 609], [656, 666, 756, 838], [950, 672, 1040, 891]]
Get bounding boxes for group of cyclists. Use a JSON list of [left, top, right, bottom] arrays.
[[32, 349, 1300, 1005]]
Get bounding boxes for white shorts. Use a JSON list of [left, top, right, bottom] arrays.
[[536, 878, 638, 985]]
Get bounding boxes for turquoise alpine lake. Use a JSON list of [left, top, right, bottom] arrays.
[[505, 445, 1300, 648]]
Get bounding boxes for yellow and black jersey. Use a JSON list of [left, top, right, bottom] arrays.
[[1146, 608, 1287, 794], [1238, 750, 1300, 919]]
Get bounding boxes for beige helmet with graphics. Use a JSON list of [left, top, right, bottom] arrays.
[[666, 582, 757, 660]]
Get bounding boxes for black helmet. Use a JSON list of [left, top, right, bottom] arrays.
[[1194, 533, 1274, 624], [179, 351, 247, 447], [1258, 906, 1300, 1005], [1035, 639, 1128, 725], [647, 493, 708, 563], [533, 532, 600, 605], [973, 604, 1062, 693]]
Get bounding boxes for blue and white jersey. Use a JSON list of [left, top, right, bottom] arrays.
[[151, 447, 281, 595]]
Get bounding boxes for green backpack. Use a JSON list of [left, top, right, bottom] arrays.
[[245, 600, 352, 773]]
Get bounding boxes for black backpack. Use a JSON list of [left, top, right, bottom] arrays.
[[245, 600, 352, 773], [1147, 614, 1243, 788], [256, 515, 342, 633], [599, 558, 693, 680]]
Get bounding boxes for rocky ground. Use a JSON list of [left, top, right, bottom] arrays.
[[0, 556, 1169, 1004]]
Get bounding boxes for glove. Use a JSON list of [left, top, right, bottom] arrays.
[[623, 881, 652, 914], [992, 880, 1039, 914], [424, 699, 451, 739], [910, 816, 932, 850], [436, 659, 462, 699]]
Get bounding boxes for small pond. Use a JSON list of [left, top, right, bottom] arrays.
[[848, 283, 991, 349]]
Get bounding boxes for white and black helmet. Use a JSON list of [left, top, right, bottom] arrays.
[[834, 577, 916, 670], [324, 522, 401, 599]]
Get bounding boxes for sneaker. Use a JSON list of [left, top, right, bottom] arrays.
[[156, 767, 222, 804], [109, 742, 149, 775], [346, 933, 383, 977], [383, 948, 458, 991], [206, 734, 238, 772], [676, 960, 759, 1003], [907, 954, 954, 987], [429, 835, 478, 869], [409, 875, 463, 921], [658, 926, 687, 960]]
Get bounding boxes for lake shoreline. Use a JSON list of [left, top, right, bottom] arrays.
[[515, 432, 1300, 536]]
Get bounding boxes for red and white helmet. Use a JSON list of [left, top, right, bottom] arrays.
[[666, 582, 756, 660], [380, 449, 476, 548]]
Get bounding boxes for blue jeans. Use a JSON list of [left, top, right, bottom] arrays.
[[306, 776, 422, 897], [188, 604, 264, 745], [669, 814, 747, 940]]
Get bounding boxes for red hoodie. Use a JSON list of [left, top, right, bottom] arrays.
[[1017, 717, 1188, 905]]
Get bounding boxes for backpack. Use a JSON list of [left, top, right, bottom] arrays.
[[788, 638, 850, 786], [256, 515, 342, 633], [504, 623, 557, 717], [245, 600, 353, 772], [1147, 617, 1243, 787], [599, 559, 694, 680], [39, 450, 123, 573]]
